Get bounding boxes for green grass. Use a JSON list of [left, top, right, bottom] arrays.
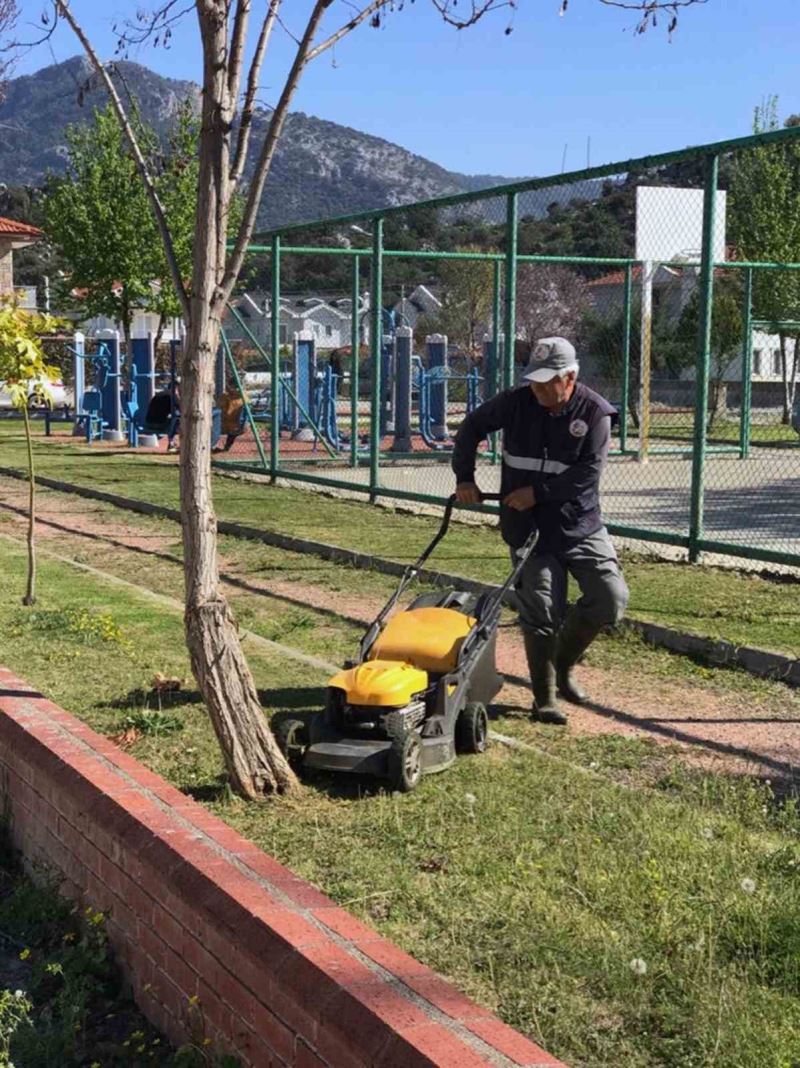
[[0, 422, 797, 656], [1, 541, 800, 1067], [2, 476, 797, 714], [627, 414, 800, 448]]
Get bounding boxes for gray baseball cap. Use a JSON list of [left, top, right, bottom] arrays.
[[521, 336, 578, 382]]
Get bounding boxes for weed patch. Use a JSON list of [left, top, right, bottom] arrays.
[[10, 607, 130, 649]]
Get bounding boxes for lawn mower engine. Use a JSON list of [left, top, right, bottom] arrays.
[[275, 493, 538, 792], [296, 592, 503, 790]]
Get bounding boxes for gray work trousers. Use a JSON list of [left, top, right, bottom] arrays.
[[514, 527, 629, 637]]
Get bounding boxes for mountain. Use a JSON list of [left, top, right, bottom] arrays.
[[0, 58, 199, 184], [0, 57, 526, 229]]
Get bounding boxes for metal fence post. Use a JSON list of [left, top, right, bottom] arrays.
[[369, 218, 383, 501], [221, 329, 270, 473], [490, 259, 503, 462], [503, 192, 518, 390], [620, 264, 633, 454], [270, 234, 281, 482], [739, 266, 754, 459], [350, 254, 361, 468], [689, 154, 719, 562], [638, 260, 654, 463]]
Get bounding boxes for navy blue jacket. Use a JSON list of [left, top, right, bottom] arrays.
[[452, 381, 616, 552]]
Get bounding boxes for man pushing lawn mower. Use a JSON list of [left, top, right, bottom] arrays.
[[453, 336, 629, 726]]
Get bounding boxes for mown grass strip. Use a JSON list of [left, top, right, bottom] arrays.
[[0, 420, 796, 657], [1, 540, 800, 1067]]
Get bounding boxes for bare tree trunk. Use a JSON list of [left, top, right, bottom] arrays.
[[790, 335, 800, 415], [180, 7, 297, 798], [154, 313, 166, 351], [21, 403, 36, 606], [181, 311, 295, 797]]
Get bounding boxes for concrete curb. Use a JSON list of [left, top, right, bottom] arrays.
[[0, 466, 796, 689]]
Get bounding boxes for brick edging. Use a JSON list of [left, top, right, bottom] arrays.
[[0, 466, 795, 688], [0, 666, 564, 1068]]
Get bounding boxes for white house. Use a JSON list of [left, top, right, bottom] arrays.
[[586, 263, 798, 390], [587, 264, 697, 326], [81, 310, 184, 342], [228, 292, 370, 351]]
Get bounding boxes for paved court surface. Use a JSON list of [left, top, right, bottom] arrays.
[[269, 444, 800, 571]]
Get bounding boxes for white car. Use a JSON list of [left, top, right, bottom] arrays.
[[0, 373, 73, 411]]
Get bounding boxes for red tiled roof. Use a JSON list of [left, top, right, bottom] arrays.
[[0, 217, 42, 238], [588, 264, 686, 288], [587, 268, 638, 288]]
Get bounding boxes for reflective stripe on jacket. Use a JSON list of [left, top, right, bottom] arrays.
[[452, 381, 616, 551]]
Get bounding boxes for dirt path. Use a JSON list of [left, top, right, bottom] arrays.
[[2, 475, 798, 785]]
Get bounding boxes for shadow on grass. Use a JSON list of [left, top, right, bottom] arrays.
[[184, 777, 231, 804], [96, 687, 204, 711], [581, 694, 800, 792]]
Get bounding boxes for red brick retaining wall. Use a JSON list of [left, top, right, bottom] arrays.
[[0, 667, 564, 1068]]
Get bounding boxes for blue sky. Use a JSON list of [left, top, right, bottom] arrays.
[[13, 0, 800, 179]]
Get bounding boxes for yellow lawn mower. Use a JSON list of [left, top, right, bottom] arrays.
[[276, 494, 538, 792]]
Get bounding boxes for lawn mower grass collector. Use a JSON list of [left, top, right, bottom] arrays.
[[276, 495, 538, 791]]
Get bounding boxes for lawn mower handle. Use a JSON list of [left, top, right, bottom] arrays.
[[358, 492, 537, 663], [412, 491, 505, 573]]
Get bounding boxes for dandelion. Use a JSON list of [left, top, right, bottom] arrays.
[[740, 877, 757, 894], [629, 957, 648, 976], [18, 948, 30, 961], [589, 761, 599, 770], [464, 793, 477, 805], [188, 994, 200, 1006], [701, 827, 713, 840]]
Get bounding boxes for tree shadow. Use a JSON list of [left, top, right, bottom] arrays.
[[95, 687, 204, 712], [182, 776, 231, 805], [580, 694, 800, 791], [260, 686, 324, 726], [488, 701, 527, 721]]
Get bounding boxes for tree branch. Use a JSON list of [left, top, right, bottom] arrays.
[[428, 0, 515, 32], [596, 0, 708, 35], [305, 0, 388, 63], [230, 0, 281, 189], [221, 0, 333, 299], [226, 0, 251, 105], [112, 0, 194, 52], [53, 0, 190, 322]]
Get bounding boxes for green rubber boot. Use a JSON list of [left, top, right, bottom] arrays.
[[555, 612, 603, 705], [523, 632, 567, 725]]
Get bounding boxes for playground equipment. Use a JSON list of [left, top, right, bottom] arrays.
[[414, 357, 483, 451], [62, 331, 184, 448], [125, 337, 181, 448], [70, 332, 123, 443], [220, 305, 489, 463], [275, 494, 538, 792]]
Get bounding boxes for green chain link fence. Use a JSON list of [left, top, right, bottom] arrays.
[[216, 127, 800, 573]]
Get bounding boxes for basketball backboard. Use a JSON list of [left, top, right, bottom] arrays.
[[636, 186, 727, 263]]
